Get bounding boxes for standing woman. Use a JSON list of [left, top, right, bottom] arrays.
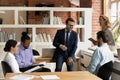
[[3, 39, 21, 73], [99, 15, 116, 51]]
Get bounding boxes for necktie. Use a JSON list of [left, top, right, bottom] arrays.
[[65, 31, 69, 46]]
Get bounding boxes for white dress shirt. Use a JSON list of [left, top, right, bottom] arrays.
[[88, 43, 114, 75], [3, 52, 21, 73]]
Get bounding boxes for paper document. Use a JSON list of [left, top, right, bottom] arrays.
[[88, 46, 98, 51], [10, 74, 34, 80], [25, 66, 41, 72], [32, 61, 46, 66], [40, 75, 60, 80], [39, 61, 46, 65]]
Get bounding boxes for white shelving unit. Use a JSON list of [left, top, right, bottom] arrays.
[[0, 7, 92, 48], [0, 6, 92, 57]]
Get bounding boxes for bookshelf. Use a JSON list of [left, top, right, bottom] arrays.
[[0, 7, 92, 53]]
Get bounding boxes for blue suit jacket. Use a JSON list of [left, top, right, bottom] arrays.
[[53, 28, 78, 62]]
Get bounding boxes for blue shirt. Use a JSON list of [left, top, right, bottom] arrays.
[[15, 44, 35, 68], [88, 43, 114, 75]]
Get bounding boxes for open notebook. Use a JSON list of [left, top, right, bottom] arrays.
[[24, 61, 46, 72], [24, 66, 41, 72]]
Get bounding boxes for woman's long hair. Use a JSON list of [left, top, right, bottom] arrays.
[[99, 15, 112, 30]]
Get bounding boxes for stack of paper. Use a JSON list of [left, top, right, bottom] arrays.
[[40, 75, 60, 80], [10, 74, 34, 80]]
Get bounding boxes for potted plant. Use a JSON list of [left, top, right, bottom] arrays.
[[0, 17, 3, 24]]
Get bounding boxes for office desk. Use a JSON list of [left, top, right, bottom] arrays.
[[35, 58, 52, 63], [5, 71, 102, 80], [35, 57, 80, 71]]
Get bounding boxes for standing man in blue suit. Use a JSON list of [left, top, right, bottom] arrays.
[[53, 18, 78, 72]]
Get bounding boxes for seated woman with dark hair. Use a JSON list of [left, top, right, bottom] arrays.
[[3, 39, 21, 73]]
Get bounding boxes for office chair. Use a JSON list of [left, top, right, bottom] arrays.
[[32, 49, 39, 56], [97, 61, 113, 80], [1, 61, 13, 76]]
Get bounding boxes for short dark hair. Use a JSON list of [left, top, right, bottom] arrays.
[[65, 18, 75, 24], [97, 31, 108, 43], [4, 39, 17, 52], [21, 32, 30, 42]]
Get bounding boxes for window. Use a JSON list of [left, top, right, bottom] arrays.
[[104, 0, 120, 46], [111, 2, 117, 23], [110, 0, 119, 24]]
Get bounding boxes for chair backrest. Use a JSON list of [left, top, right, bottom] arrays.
[[32, 49, 39, 56], [1, 61, 13, 76], [97, 61, 113, 80]]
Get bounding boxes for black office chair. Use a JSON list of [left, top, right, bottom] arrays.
[[32, 49, 39, 56], [97, 61, 113, 80], [1, 61, 13, 76]]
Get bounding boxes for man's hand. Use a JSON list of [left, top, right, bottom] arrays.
[[33, 62, 37, 64], [60, 44, 67, 51], [67, 57, 73, 65]]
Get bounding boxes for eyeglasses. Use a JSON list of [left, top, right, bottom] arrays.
[[67, 24, 74, 27]]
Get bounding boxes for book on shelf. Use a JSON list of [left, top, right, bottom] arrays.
[[42, 16, 62, 25], [53, 17, 57, 24], [42, 32, 48, 42], [47, 34, 52, 42], [4, 32, 9, 42], [42, 16, 50, 24], [35, 34, 40, 42], [39, 33, 44, 42], [0, 31, 16, 42], [53, 16, 62, 24], [9, 33, 15, 40], [0, 31, 4, 42], [35, 33, 52, 42], [19, 16, 26, 24]]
